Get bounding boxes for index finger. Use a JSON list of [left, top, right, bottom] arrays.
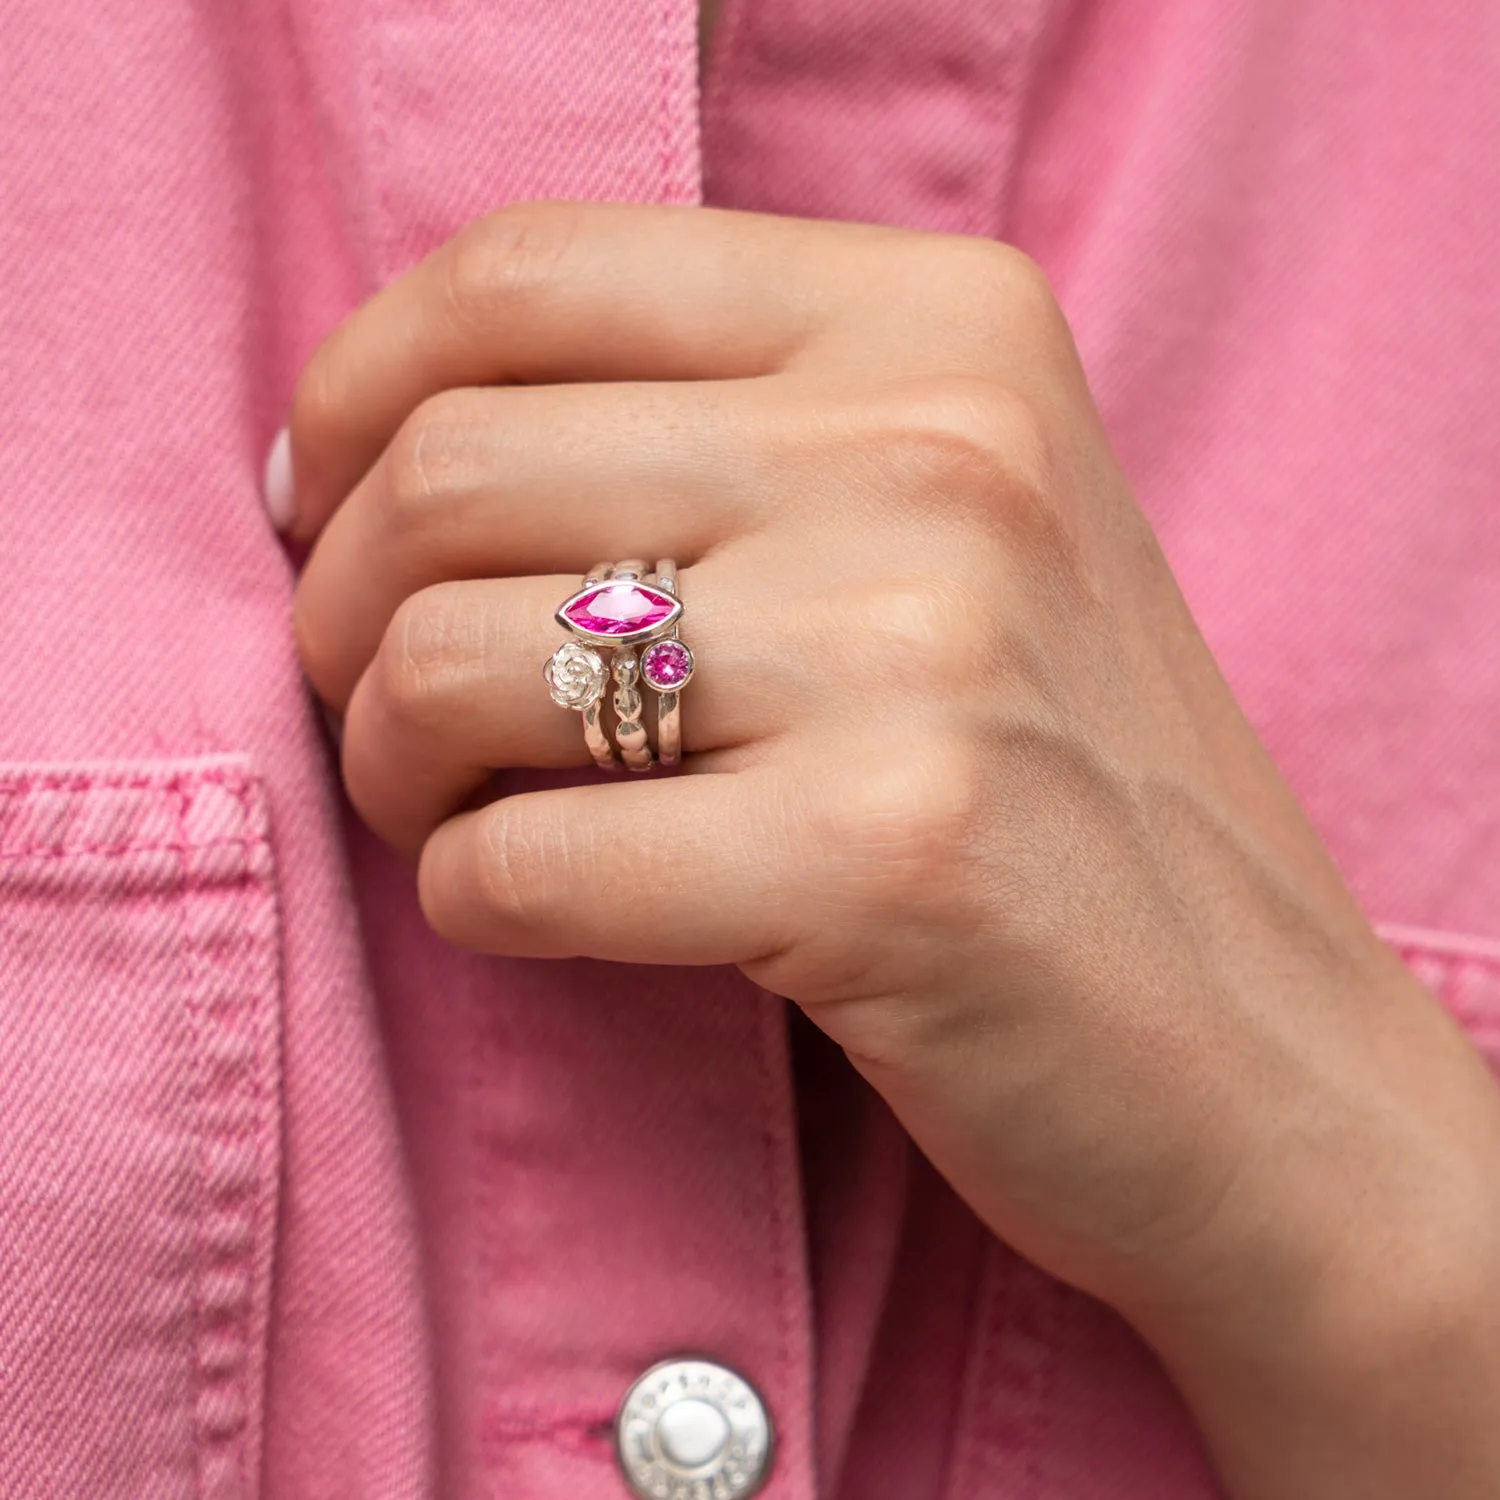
[[284, 201, 906, 539]]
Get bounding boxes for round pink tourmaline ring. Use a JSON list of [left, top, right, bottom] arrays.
[[641, 560, 693, 768], [546, 559, 693, 770]]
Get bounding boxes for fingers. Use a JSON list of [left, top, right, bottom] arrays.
[[418, 771, 802, 965], [338, 567, 783, 855], [294, 378, 773, 712], [286, 202, 907, 538]]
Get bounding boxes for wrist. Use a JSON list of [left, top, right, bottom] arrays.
[[1132, 1045, 1500, 1499], [1160, 1225, 1500, 1499]]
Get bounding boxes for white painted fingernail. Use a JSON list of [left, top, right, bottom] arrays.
[[262, 427, 296, 533]]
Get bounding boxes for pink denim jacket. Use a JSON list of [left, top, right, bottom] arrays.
[[1, 0, 1497, 1495]]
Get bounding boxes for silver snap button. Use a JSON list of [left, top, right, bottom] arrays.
[[615, 1357, 773, 1499], [656, 1398, 730, 1467]]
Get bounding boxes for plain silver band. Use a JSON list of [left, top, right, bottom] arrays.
[[649, 558, 684, 768]]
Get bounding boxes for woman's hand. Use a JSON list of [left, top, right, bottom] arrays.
[[286, 202, 1500, 1497]]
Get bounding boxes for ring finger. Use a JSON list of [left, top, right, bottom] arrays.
[[339, 561, 785, 855]]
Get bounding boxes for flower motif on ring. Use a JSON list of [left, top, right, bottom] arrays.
[[544, 641, 608, 710]]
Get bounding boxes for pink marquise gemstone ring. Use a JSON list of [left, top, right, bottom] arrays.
[[556, 580, 682, 646], [549, 560, 693, 770]]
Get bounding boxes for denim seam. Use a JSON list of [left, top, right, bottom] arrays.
[[176, 776, 206, 1500], [0, 837, 268, 863], [172, 775, 279, 1497]]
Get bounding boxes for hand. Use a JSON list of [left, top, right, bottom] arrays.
[[287, 202, 1500, 1497]]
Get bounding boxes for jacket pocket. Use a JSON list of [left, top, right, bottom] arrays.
[[0, 758, 282, 1499]]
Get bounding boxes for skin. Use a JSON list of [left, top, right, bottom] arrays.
[[285, 202, 1500, 1497]]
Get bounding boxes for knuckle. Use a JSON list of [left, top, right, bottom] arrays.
[[373, 586, 471, 726], [377, 393, 472, 534], [838, 573, 984, 680], [964, 239, 1061, 323], [870, 376, 1076, 568], [995, 244, 1060, 318], [822, 746, 985, 905], [877, 375, 1052, 500], [442, 201, 579, 328], [901, 234, 1060, 327], [288, 336, 356, 468], [471, 805, 560, 934]]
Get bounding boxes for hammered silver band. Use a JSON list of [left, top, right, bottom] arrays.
[[542, 635, 617, 769], [607, 561, 654, 772]]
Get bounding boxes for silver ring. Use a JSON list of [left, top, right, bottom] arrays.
[[543, 630, 616, 770], [547, 560, 690, 772], [641, 559, 694, 768]]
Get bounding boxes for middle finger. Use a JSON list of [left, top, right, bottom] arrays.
[[295, 378, 779, 713]]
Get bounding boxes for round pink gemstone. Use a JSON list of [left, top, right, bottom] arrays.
[[641, 638, 694, 690], [562, 583, 678, 637]]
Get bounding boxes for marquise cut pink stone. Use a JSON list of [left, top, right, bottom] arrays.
[[563, 583, 677, 637]]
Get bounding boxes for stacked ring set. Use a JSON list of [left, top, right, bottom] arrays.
[[543, 559, 695, 771]]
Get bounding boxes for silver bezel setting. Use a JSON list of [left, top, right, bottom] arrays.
[[555, 580, 684, 649], [640, 638, 696, 694]]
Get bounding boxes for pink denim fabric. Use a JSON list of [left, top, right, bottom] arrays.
[[1, 1, 1496, 1497], [0, 763, 281, 1496]]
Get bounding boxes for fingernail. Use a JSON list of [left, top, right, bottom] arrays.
[[262, 427, 297, 533]]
